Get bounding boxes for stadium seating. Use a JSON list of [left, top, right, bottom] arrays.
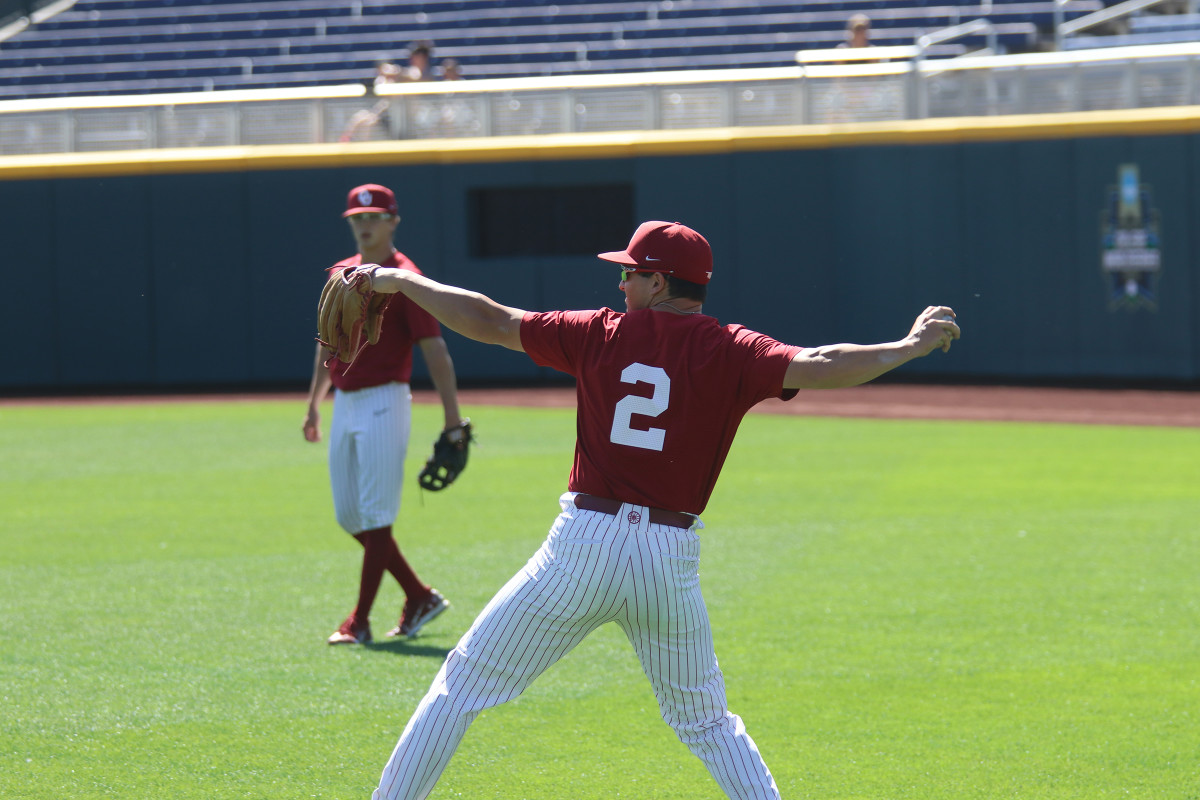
[[0, 0, 1100, 99], [1063, 10, 1200, 50]]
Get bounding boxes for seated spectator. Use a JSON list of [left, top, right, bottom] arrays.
[[339, 60, 402, 142], [833, 13, 888, 64], [401, 41, 436, 82], [374, 60, 402, 87], [839, 14, 874, 49], [820, 12, 899, 123], [440, 58, 463, 81]]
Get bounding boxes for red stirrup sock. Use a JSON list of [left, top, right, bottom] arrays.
[[382, 529, 430, 599], [352, 527, 391, 621]]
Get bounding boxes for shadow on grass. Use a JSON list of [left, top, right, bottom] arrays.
[[363, 639, 452, 658]]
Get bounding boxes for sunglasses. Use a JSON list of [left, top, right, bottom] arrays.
[[350, 212, 393, 223]]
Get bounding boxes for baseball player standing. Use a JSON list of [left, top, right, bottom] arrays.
[[356, 220, 961, 798], [303, 183, 464, 646]]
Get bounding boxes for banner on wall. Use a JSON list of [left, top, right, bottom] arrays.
[[1100, 164, 1161, 311]]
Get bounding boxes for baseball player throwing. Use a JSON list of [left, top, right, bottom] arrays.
[[303, 183, 463, 645], [357, 220, 960, 798]]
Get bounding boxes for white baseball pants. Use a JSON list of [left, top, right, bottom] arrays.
[[373, 492, 780, 800], [329, 381, 411, 535]]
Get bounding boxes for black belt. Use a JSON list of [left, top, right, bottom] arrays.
[[573, 493, 695, 530]]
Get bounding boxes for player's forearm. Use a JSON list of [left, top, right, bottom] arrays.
[[784, 339, 921, 389], [307, 343, 334, 407], [785, 306, 959, 389], [369, 267, 524, 349], [419, 338, 464, 429]]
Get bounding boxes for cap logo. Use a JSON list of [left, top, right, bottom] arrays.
[[357, 188, 373, 206], [644, 256, 662, 262]]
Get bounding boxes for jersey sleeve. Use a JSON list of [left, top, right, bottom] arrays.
[[731, 326, 804, 403], [521, 309, 610, 376]]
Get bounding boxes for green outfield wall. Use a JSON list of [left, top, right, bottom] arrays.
[[4, 107, 1199, 392]]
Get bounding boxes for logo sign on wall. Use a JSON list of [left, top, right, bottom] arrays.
[[1100, 164, 1161, 311]]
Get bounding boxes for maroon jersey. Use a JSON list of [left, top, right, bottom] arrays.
[[521, 307, 802, 514], [327, 252, 442, 391]]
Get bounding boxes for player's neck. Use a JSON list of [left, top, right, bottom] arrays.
[[652, 299, 703, 316], [359, 245, 397, 264]]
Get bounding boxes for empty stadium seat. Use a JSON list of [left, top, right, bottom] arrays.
[[0, 0, 1095, 100]]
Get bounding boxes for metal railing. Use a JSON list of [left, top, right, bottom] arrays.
[[1056, 0, 1200, 48], [919, 18, 999, 57], [5, 40, 1200, 156], [1058, 0, 1172, 47]]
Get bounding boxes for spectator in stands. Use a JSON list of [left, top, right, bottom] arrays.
[[839, 13, 874, 49], [340, 69, 396, 142], [374, 59, 402, 87], [432, 57, 477, 135], [824, 13, 895, 122], [339, 60, 402, 142], [401, 40, 436, 82], [440, 58, 463, 81]]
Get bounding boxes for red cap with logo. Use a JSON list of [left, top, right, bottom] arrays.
[[597, 220, 713, 284], [343, 183, 399, 217]]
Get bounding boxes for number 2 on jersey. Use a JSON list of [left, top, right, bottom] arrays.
[[610, 362, 669, 451]]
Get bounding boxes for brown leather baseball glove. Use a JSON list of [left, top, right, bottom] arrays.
[[316, 265, 389, 369]]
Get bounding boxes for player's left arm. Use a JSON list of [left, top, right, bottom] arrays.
[[364, 266, 526, 352], [417, 336, 465, 430], [783, 305, 960, 390]]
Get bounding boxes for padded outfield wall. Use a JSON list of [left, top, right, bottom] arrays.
[[3, 107, 1199, 392]]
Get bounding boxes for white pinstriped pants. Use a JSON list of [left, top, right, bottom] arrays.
[[329, 382, 412, 535], [373, 492, 780, 800]]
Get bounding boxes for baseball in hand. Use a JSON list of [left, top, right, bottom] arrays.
[[934, 312, 958, 352]]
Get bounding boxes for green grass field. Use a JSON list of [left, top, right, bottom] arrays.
[[1, 397, 1198, 799]]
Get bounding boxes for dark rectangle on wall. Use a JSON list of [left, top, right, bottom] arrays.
[[468, 183, 634, 257]]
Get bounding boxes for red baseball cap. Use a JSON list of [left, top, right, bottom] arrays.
[[343, 183, 398, 217], [597, 220, 713, 284]]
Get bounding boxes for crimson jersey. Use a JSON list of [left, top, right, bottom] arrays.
[[521, 307, 802, 514], [326, 252, 442, 392]]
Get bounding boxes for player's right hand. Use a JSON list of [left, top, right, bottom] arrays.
[[908, 306, 960, 355], [303, 409, 322, 443]]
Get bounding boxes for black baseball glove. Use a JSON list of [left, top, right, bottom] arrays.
[[418, 419, 474, 491]]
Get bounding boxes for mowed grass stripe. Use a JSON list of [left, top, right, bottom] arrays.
[[0, 399, 1196, 799]]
